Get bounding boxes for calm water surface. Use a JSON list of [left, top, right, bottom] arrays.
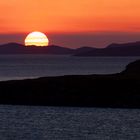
[[0, 55, 139, 81], [0, 55, 140, 139], [0, 105, 140, 140]]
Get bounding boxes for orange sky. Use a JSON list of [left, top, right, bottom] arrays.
[[0, 0, 140, 34]]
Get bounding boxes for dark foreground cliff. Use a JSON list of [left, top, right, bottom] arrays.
[[0, 60, 140, 108]]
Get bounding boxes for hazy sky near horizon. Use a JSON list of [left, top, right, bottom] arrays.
[[0, 0, 140, 48]]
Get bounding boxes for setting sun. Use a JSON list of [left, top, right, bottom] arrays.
[[25, 31, 49, 47]]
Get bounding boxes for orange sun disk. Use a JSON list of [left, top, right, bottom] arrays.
[[25, 31, 49, 47]]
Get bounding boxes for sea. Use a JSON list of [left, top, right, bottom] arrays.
[[0, 55, 139, 81], [0, 55, 140, 139]]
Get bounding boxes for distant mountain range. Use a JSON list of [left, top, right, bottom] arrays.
[[74, 41, 140, 56], [0, 43, 74, 54], [0, 41, 140, 56]]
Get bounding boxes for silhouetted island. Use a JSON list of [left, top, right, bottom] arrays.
[[0, 60, 140, 108], [1, 41, 140, 56], [74, 41, 140, 56], [0, 43, 74, 54]]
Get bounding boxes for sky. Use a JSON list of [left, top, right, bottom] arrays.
[[0, 0, 140, 48]]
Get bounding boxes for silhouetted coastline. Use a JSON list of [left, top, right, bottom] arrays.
[[0, 60, 140, 108], [0, 41, 140, 56], [74, 41, 140, 56]]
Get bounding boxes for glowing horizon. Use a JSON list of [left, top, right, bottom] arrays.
[[0, 0, 140, 48]]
